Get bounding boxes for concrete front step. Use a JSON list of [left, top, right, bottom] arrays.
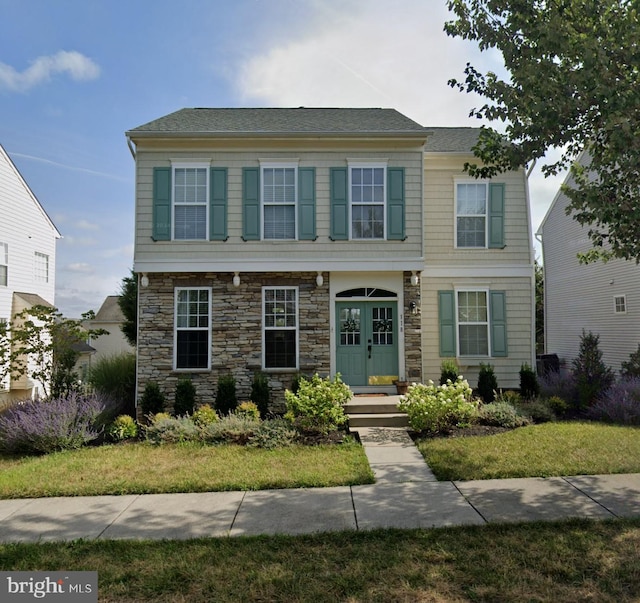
[[346, 395, 408, 428], [349, 413, 408, 428]]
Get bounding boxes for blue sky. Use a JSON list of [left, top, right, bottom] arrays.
[[0, 0, 562, 317]]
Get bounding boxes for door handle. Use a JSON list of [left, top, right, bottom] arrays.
[[368, 340, 372, 359]]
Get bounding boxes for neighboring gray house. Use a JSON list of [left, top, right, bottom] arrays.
[[87, 295, 135, 363], [126, 108, 535, 408], [537, 156, 640, 372]]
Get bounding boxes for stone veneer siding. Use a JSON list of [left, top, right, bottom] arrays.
[[136, 272, 331, 415], [136, 271, 423, 416]]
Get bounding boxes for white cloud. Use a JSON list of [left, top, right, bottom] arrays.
[[0, 50, 100, 93], [74, 219, 100, 231], [66, 262, 94, 274]]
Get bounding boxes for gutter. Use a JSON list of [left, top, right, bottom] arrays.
[[126, 135, 136, 160]]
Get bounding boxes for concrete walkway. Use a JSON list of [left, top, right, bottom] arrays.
[[1, 427, 640, 542]]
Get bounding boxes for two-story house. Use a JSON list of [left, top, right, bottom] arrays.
[[126, 109, 535, 409], [0, 143, 61, 403]]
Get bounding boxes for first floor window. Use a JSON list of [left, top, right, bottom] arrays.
[[263, 287, 298, 368], [175, 288, 211, 369], [0, 243, 7, 286], [457, 290, 489, 356], [34, 252, 49, 283], [173, 166, 208, 240]]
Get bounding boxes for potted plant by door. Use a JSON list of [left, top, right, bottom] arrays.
[[394, 379, 409, 395]]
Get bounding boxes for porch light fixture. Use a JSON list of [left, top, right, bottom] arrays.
[[233, 272, 241, 287], [140, 273, 149, 288], [410, 271, 419, 286], [316, 272, 324, 287]]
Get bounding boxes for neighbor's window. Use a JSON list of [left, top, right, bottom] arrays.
[[34, 252, 49, 283], [263, 287, 298, 369], [262, 165, 296, 240], [173, 166, 208, 240], [456, 182, 488, 248], [0, 243, 7, 286], [350, 165, 385, 239], [174, 287, 211, 370], [614, 295, 627, 314], [457, 290, 489, 356]]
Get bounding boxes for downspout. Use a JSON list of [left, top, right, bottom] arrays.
[[126, 134, 139, 415], [524, 161, 537, 366]]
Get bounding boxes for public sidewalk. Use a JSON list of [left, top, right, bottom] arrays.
[[0, 427, 639, 542]]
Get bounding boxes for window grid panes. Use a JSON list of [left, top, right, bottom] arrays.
[[458, 290, 489, 356], [372, 306, 394, 345], [34, 252, 49, 283], [264, 288, 297, 368], [351, 167, 384, 239], [263, 167, 296, 240], [456, 183, 487, 247], [614, 295, 627, 314], [339, 307, 361, 346], [174, 167, 207, 240], [175, 288, 210, 369], [0, 243, 7, 286]]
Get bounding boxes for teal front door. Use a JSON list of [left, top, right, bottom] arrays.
[[336, 302, 399, 386]]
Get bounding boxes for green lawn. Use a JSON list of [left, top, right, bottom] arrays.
[[0, 441, 374, 498], [416, 422, 640, 481], [2, 519, 639, 601]]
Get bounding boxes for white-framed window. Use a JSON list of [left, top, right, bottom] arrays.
[[34, 252, 49, 283], [614, 295, 627, 314], [457, 289, 489, 356], [173, 164, 209, 240], [0, 243, 7, 286], [261, 162, 297, 240], [174, 287, 211, 370], [350, 163, 386, 239], [455, 181, 488, 248], [263, 287, 298, 369]]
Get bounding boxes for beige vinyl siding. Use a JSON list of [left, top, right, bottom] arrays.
[[424, 155, 532, 266], [134, 146, 424, 268], [421, 276, 534, 389], [541, 186, 640, 372]]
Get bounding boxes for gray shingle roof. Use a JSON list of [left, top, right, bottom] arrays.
[[127, 108, 429, 137], [423, 127, 480, 153]]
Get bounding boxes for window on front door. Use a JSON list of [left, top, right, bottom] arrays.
[[263, 287, 298, 369]]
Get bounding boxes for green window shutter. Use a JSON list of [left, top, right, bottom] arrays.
[[490, 290, 508, 357], [298, 167, 316, 240], [488, 183, 505, 249], [210, 168, 228, 241], [242, 167, 260, 241], [387, 167, 405, 240], [152, 167, 171, 241], [438, 291, 457, 357], [330, 167, 348, 240]]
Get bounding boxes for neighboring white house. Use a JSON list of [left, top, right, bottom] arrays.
[[87, 295, 135, 362], [0, 143, 61, 402], [537, 156, 640, 372]]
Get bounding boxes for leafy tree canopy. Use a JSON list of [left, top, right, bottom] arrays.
[[118, 269, 137, 346], [445, 0, 640, 261]]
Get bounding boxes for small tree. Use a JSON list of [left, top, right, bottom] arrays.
[[174, 377, 197, 416], [140, 381, 165, 416], [572, 330, 614, 408], [519, 363, 539, 400], [215, 373, 238, 415], [439, 359, 459, 385], [118, 269, 138, 347], [621, 344, 640, 380], [477, 363, 498, 404], [250, 372, 270, 419]]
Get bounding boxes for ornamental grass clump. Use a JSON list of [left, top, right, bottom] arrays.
[[398, 377, 478, 433], [284, 373, 351, 433], [0, 392, 106, 454]]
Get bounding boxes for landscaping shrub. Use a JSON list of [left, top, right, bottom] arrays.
[[478, 401, 531, 428], [144, 414, 199, 445], [236, 401, 260, 420], [519, 363, 539, 400], [200, 413, 260, 445], [587, 378, 640, 425], [174, 377, 197, 416], [621, 344, 640, 379], [87, 353, 136, 417], [477, 363, 498, 403], [107, 415, 138, 441], [250, 371, 271, 419], [284, 373, 351, 433], [496, 390, 522, 406], [0, 393, 106, 454], [572, 331, 615, 408], [546, 395, 570, 416], [398, 377, 478, 433], [140, 381, 166, 416], [439, 359, 459, 385], [515, 399, 556, 423], [539, 371, 579, 407], [192, 404, 218, 427], [215, 373, 238, 415], [247, 418, 298, 449]]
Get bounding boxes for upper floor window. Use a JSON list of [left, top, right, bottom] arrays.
[[0, 243, 7, 286], [34, 252, 49, 283], [456, 183, 487, 248], [350, 165, 386, 239], [174, 287, 211, 370], [262, 165, 296, 240], [614, 295, 627, 314], [173, 166, 209, 240]]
